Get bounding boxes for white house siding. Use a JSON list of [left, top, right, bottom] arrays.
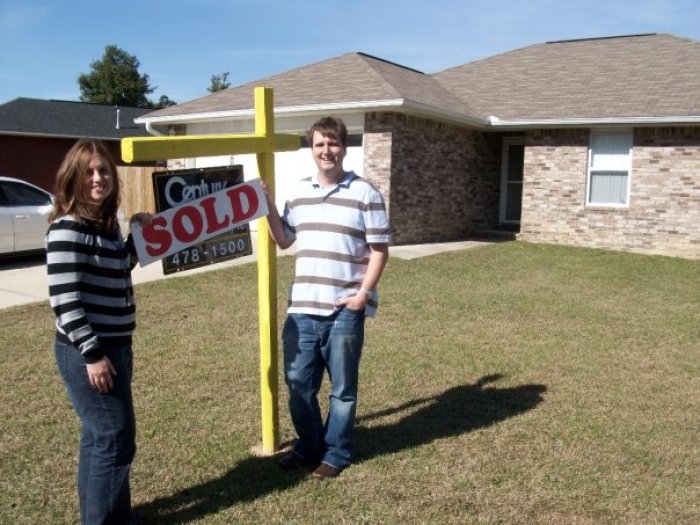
[[168, 115, 365, 231]]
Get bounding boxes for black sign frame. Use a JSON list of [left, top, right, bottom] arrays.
[[152, 166, 253, 275]]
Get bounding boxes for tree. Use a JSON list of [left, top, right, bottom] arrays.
[[78, 45, 155, 107], [152, 95, 177, 109], [208, 72, 231, 93]]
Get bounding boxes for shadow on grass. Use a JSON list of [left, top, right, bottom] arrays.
[[355, 373, 547, 461], [133, 373, 545, 523], [133, 453, 306, 523]]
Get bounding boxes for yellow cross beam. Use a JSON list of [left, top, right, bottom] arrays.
[[121, 86, 299, 456], [121, 133, 299, 163]]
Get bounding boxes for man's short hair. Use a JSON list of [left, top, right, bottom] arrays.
[[306, 116, 348, 148]]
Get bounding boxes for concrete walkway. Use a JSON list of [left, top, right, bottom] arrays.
[[0, 237, 494, 310]]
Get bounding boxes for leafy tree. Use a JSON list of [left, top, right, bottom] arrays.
[[78, 45, 155, 107], [152, 95, 177, 109], [208, 72, 231, 93]]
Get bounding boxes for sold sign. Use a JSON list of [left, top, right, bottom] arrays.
[[132, 178, 269, 266]]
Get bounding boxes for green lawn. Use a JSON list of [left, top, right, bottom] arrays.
[[1, 242, 698, 524]]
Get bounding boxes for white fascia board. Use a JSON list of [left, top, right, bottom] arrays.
[[134, 110, 254, 125], [133, 100, 407, 126], [401, 100, 489, 128], [137, 103, 700, 133], [488, 115, 700, 128], [135, 99, 490, 129]]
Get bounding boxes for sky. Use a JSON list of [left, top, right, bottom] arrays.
[[1, 0, 699, 106]]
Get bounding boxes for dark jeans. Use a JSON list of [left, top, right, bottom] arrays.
[[55, 338, 136, 525], [282, 307, 365, 469]]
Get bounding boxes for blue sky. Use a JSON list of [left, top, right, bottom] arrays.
[[1, 0, 699, 106]]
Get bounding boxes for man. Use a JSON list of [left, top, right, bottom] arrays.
[[264, 116, 391, 478]]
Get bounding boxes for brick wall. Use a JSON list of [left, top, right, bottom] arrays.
[[363, 112, 501, 244], [519, 127, 700, 259]]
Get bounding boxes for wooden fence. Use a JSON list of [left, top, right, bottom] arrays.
[[117, 165, 158, 219]]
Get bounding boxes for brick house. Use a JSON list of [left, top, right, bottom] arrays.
[[134, 33, 700, 259], [0, 98, 153, 193]]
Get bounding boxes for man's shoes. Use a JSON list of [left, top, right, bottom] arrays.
[[312, 462, 342, 479], [277, 452, 308, 470]]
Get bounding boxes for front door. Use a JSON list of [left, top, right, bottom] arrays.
[[499, 137, 524, 226]]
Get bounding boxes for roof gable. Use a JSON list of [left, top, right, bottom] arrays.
[[141, 52, 480, 122], [0, 98, 152, 139]]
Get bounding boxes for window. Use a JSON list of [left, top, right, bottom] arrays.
[[0, 181, 53, 206], [587, 131, 632, 206]]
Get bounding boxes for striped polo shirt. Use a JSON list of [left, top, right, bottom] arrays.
[[46, 216, 136, 362], [282, 171, 391, 317]]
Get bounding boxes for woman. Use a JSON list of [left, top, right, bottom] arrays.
[[46, 139, 148, 524]]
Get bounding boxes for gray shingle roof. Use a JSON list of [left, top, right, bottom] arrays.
[[0, 98, 152, 138], [139, 33, 700, 126], [141, 52, 478, 121], [434, 33, 700, 120]]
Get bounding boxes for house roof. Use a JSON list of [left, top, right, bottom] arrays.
[[138, 52, 483, 126], [0, 98, 152, 139], [434, 33, 700, 124], [138, 33, 700, 130]]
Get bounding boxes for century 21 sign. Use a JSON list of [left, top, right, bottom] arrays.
[[131, 166, 268, 273]]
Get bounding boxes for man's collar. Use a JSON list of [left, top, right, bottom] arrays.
[[312, 171, 356, 188]]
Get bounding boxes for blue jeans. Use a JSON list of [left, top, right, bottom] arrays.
[[282, 307, 365, 469], [55, 338, 136, 525]]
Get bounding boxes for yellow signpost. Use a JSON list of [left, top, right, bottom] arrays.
[[121, 87, 300, 455]]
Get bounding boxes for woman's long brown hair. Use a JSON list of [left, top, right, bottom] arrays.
[[48, 139, 121, 234]]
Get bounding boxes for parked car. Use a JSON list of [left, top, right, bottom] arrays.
[[0, 176, 54, 255]]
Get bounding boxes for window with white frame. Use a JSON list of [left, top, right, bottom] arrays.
[[587, 130, 633, 206]]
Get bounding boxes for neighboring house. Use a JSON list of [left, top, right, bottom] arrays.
[[135, 33, 699, 259], [0, 98, 153, 193]]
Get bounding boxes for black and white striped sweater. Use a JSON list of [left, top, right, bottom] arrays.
[[46, 216, 137, 363]]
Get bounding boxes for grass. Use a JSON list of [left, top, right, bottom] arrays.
[[1, 241, 698, 524]]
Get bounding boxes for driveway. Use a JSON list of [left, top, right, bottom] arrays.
[[0, 238, 494, 309], [0, 250, 263, 309]]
